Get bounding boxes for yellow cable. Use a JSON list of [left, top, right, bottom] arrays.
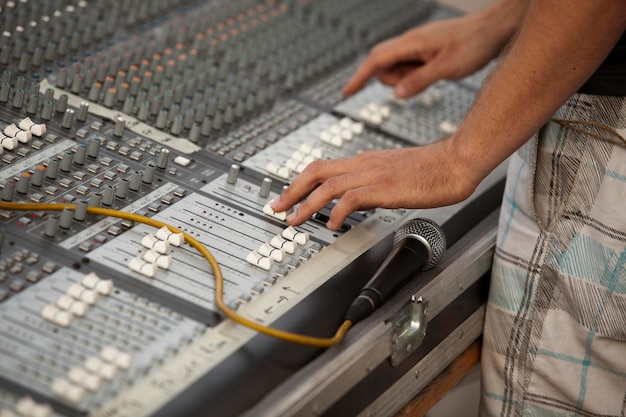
[[0, 201, 351, 348]]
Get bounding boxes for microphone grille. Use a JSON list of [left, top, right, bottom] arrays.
[[393, 218, 446, 270]]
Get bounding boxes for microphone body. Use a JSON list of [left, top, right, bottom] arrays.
[[345, 218, 446, 324]]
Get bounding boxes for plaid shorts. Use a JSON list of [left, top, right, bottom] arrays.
[[480, 94, 626, 416]]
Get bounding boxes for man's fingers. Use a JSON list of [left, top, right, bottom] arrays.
[[270, 158, 359, 214], [342, 55, 385, 96], [326, 186, 382, 230], [394, 58, 444, 98], [281, 166, 385, 227], [343, 36, 423, 96], [378, 62, 423, 87]]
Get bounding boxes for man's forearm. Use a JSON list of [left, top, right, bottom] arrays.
[[452, 0, 626, 182]]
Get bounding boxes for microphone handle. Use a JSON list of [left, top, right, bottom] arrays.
[[345, 238, 430, 323]]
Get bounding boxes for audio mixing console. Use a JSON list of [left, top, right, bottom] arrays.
[[0, 1, 505, 416]]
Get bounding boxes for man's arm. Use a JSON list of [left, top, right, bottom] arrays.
[[451, 0, 626, 185], [273, 0, 626, 230]]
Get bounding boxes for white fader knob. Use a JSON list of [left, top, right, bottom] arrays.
[[143, 250, 173, 269], [263, 198, 292, 221], [270, 235, 296, 254], [129, 257, 158, 278], [4, 123, 31, 143], [155, 226, 184, 246], [246, 251, 273, 270], [282, 226, 309, 245], [258, 242, 285, 262], [141, 234, 170, 254]]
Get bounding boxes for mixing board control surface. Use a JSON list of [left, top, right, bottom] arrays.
[[0, 1, 500, 416]]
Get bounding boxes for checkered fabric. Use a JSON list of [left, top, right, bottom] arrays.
[[480, 94, 626, 417]]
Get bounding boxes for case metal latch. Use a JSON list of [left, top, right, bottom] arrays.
[[389, 295, 429, 367]]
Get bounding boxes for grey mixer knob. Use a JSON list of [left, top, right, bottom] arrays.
[[61, 108, 74, 129], [0, 46, 11, 66], [101, 185, 114, 206], [87, 137, 101, 158], [122, 95, 134, 115], [227, 164, 240, 185], [12, 88, 25, 108], [194, 102, 207, 123], [95, 63, 108, 83], [200, 116, 212, 136], [128, 171, 141, 191], [15, 76, 26, 90], [223, 105, 234, 124], [0, 33, 10, 50], [180, 97, 192, 114], [59, 207, 73, 229], [89, 192, 103, 207], [31, 165, 45, 187], [162, 89, 174, 109], [44, 215, 59, 238], [73, 200, 88, 221], [59, 151, 73, 172], [188, 123, 200, 143], [137, 100, 149, 121], [115, 179, 130, 199], [170, 114, 183, 135], [32, 46, 44, 67], [167, 103, 180, 125], [1, 70, 10, 86], [70, 73, 83, 94], [76, 101, 89, 122], [260, 177, 272, 198], [26, 94, 39, 115], [156, 148, 170, 169], [2, 180, 16, 201], [156, 109, 168, 129], [45, 158, 59, 179], [183, 109, 194, 130], [212, 110, 223, 131], [206, 96, 217, 117], [56, 68, 68, 88], [113, 116, 125, 137], [70, 31, 81, 51], [74, 144, 87, 165], [18, 52, 30, 77], [104, 88, 116, 108], [83, 68, 96, 89], [150, 95, 162, 116], [56, 94, 68, 113], [142, 162, 156, 184], [0, 83, 10, 103], [30, 81, 40, 96], [41, 99, 53, 120], [44, 88, 54, 102], [44, 41, 56, 62], [16, 172, 31, 194], [57, 36, 69, 57], [88, 81, 102, 101]]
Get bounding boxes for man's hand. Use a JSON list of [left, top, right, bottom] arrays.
[[343, 0, 525, 98], [271, 139, 480, 230]]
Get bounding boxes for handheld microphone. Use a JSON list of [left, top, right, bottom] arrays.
[[345, 218, 446, 324]]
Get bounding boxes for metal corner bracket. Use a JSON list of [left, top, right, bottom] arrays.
[[389, 295, 429, 367]]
